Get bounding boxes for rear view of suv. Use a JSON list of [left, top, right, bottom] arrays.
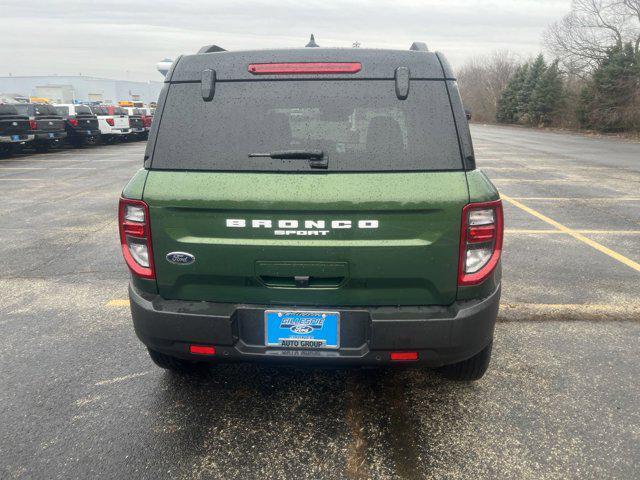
[[0, 103, 33, 156], [54, 104, 100, 147], [13, 103, 66, 152], [119, 43, 503, 381]]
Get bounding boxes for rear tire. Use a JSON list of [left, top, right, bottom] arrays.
[[436, 341, 493, 381], [85, 135, 99, 146], [147, 348, 201, 373], [0, 143, 15, 157]]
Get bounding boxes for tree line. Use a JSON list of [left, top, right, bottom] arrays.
[[457, 0, 640, 134]]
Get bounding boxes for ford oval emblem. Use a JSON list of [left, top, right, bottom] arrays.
[[290, 325, 314, 335], [11, 121, 17, 126], [166, 252, 195, 265]]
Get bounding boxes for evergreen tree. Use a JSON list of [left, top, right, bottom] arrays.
[[517, 54, 546, 123], [529, 60, 564, 126], [496, 63, 529, 123], [581, 43, 639, 132], [576, 86, 593, 129]]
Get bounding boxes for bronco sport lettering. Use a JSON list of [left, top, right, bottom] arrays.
[[226, 218, 379, 236]]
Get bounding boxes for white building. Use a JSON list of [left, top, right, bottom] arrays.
[[0, 75, 163, 105]]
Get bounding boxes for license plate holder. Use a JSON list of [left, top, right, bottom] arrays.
[[11, 135, 19, 141], [48, 132, 55, 138], [265, 310, 340, 349]]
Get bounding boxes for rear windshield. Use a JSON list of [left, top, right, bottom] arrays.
[[0, 105, 18, 115], [13, 105, 33, 116], [54, 106, 69, 116], [33, 104, 59, 116], [75, 105, 92, 115], [91, 106, 109, 115], [151, 81, 463, 172], [112, 107, 125, 115]]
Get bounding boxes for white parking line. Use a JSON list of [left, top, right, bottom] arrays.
[[0, 178, 45, 181], [0, 167, 97, 170], [95, 371, 150, 386]]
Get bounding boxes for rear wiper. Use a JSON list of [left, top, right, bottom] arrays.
[[248, 150, 327, 169], [249, 150, 323, 159]]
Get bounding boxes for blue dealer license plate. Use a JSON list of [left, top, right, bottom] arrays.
[[265, 310, 339, 349]]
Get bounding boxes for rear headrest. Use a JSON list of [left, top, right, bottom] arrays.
[[264, 112, 292, 147], [366, 116, 405, 159]]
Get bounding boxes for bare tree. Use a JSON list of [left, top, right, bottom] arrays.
[[456, 51, 520, 122], [544, 0, 640, 74]]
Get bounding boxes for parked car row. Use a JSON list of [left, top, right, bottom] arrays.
[[0, 102, 153, 156]]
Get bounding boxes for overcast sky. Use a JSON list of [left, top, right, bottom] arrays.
[[0, 0, 571, 82]]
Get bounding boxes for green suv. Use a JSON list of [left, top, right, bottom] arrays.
[[119, 42, 503, 381]]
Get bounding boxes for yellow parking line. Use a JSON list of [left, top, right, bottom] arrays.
[[491, 178, 588, 184], [510, 197, 640, 201], [506, 229, 560, 234], [106, 299, 129, 307], [506, 229, 640, 234], [502, 194, 640, 273]]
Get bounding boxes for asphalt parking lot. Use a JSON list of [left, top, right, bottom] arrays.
[[1, 125, 639, 479]]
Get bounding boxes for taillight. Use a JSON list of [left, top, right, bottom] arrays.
[[248, 62, 362, 75], [106, 118, 114, 126], [29, 119, 37, 130], [69, 118, 78, 127], [458, 200, 503, 286], [118, 198, 155, 279]]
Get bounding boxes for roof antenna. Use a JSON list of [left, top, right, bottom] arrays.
[[305, 34, 319, 48]]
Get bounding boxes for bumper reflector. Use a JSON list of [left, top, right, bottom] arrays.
[[390, 351, 419, 361], [189, 345, 216, 355]]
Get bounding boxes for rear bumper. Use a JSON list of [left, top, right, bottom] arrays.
[[34, 132, 67, 141], [69, 128, 100, 137], [129, 284, 500, 367], [0, 134, 34, 143]]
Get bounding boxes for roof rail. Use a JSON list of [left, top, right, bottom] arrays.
[[197, 45, 226, 54], [409, 42, 428, 52]]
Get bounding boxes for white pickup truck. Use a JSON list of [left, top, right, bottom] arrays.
[[123, 107, 146, 138], [91, 105, 131, 142]]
